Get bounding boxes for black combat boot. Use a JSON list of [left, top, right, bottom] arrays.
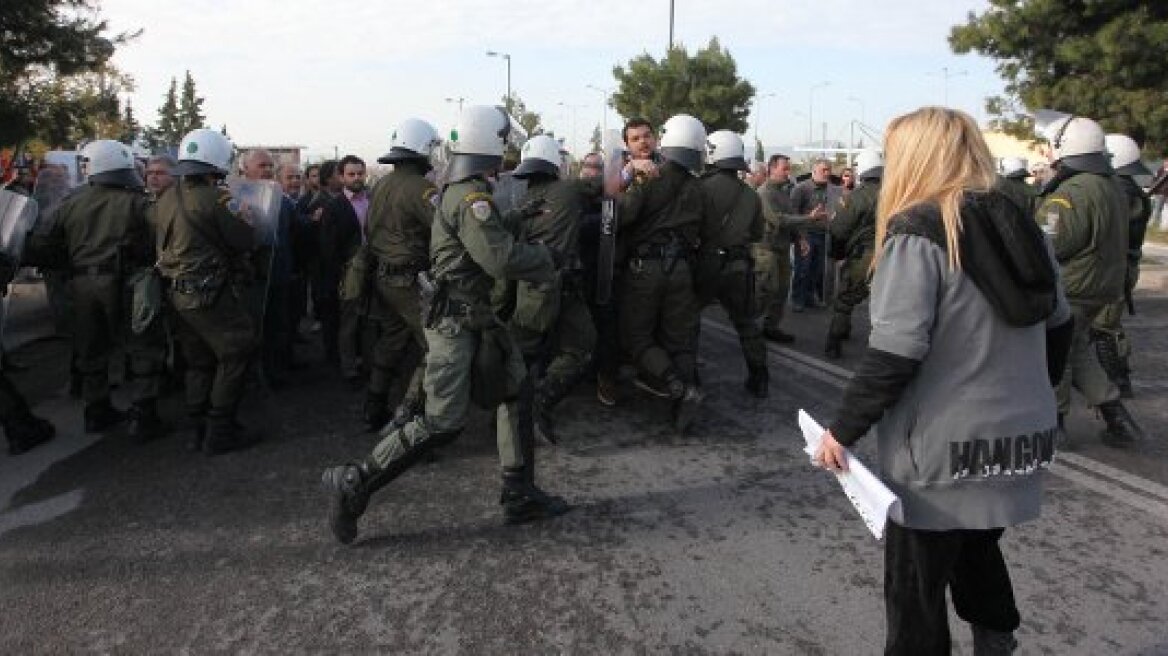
[[321, 459, 377, 545], [1093, 330, 1133, 398], [3, 414, 55, 456], [83, 397, 127, 433], [127, 398, 164, 444], [202, 410, 262, 456], [500, 466, 571, 525], [824, 334, 843, 359], [1098, 400, 1144, 448], [667, 377, 703, 433], [825, 314, 849, 359], [744, 365, 769, 398], [363, 392, 389, 432], [971, 625, 1018, 655]]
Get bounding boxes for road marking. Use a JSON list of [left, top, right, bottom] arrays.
[[701, 316, 1168, 524]]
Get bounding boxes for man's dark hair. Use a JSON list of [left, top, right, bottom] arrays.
[[767, 154, 790, 170], [305, 163, 321, 176], [622, 117, 654, 144], [318, 159, 339, 182], [338, 155, 365, 173]]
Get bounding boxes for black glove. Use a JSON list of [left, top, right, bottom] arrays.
[[516, 197, 547, 220]]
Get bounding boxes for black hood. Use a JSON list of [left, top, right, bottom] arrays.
[[892, 192, 1057, 327]]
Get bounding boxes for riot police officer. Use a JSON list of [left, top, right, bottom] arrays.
[[321, 106, 568, 545], [995, 156, 1037, 220], [697, 130, 768, 396], [825, 149, 882, 359], [0, 252, 55, 455], [1093, 134, 1153, 398], [1038, 116, 1142, 447], [362, 118, 443, 430], [30, 140, 166, 439], [616, 114, 711, 431], [509, 134, 602, 441], [152, 128, 261, 455]]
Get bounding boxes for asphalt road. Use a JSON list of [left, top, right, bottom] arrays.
[[2, 274, 1167, 654]]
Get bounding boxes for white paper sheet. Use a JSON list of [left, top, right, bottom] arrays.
[[799, 409, 902, 539]]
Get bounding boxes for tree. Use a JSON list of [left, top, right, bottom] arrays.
[[177, 70, 206, 135], [502, 93, 542, 136], [0, 0, 138, 146], [951, 2, 1168, 153], [146, 77, 181, 150], [754, 137, 764, 163], [589, 124, 602, 153], [611, 37, 755, 133], [120, 99, 141, 144]]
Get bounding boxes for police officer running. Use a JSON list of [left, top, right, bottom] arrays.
[[825, 149, 882, 359], [697, 130, 768, 397], [361, 118, 443, 430], [152, 128, 262, 455], [321, 106, 569, 545], [1038, 116, 1143, 447]]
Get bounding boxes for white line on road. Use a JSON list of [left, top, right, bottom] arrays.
[[701, 317, 1168, 524]]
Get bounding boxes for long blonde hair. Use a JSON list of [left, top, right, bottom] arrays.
[[873, 107, 998, 271]]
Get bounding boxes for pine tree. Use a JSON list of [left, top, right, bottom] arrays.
[[147, 77, 181, 150], [177, 70, 206, 135], [120, 99, 140, 144], [589, 124, 602, 153]]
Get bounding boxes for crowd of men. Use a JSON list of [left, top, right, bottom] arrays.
[[0, 106, 1154, 544]]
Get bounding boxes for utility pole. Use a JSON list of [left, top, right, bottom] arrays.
[[809, 82, 830, 146], [753, 92, 776, 152], [929, 66, 968, 105], [669, 0, 675, 50], [444, 96, 465, 113], [486, 51, 512, 107], [587, 84, 612, 136]]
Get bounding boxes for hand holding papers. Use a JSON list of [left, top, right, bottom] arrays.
[[799, 409, 901, 539]]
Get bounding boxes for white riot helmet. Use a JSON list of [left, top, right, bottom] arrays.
[[1104, 134, 1151, 177], [706, 130, 748, 172], [512, 134, 563, 179], [175, 128, 235, 176], [1044, 116, 1110, 174], [446, 105, 512, 182], [854, 149, 884, 180], [659, 114, 707, 174], [378, 118, 441, 166], [999, 157, 1028, 179], [80, 139, 143, 188]]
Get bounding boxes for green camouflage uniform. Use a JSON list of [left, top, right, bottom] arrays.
[[697, 169, 766, 374], [1038, 171, 1127, 415], [363, 162, 437, 423], [151, 179, 258, 426], [826, 178, 880, 349], [35, 184, 164, 411], [755, 177, 817, 334]]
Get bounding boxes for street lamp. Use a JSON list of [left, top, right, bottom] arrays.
[[846, 96, 865, 163], [927, 66, 967, 106], [587, 84, 613, 136], [558, 101, 584, 155], [486, 50, 512, 106], [809, 81, 830, 146], [753, 92, 777, 152], [846, 96, 865, 126], [444, 96, 465, 113]]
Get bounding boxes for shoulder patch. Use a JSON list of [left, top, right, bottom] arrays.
[[1046, 197, 1072, 210], [469, 200, 492, 222], [462, 191, 494, 204], [423, 187, 440, 209], [219, 191, 242, 216]]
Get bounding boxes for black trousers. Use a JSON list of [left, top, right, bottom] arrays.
[[884, 522, 1021, 655]]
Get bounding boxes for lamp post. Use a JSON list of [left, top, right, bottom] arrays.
[[753, 92, 776, 151], [486, 50, 512, 106], [809, 81, 830, 146], [444, 96, 465, 113], [587, 84, 613, 136], [928, 66, 967, 106], [669, 0, 675, 50], [846, 96, 865, 164]]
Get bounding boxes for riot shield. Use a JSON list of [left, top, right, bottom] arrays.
[[0, 190, 39, 264], [492, 172, 527, 214], [226, 178, 283, 246], [595, 129, 627, 306], [30, 163, 74, 234]]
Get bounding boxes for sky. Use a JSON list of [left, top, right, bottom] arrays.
[[98, 0, 1005, 164]]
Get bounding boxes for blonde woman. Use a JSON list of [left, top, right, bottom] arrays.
[[813, 107, 1073, 655]]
